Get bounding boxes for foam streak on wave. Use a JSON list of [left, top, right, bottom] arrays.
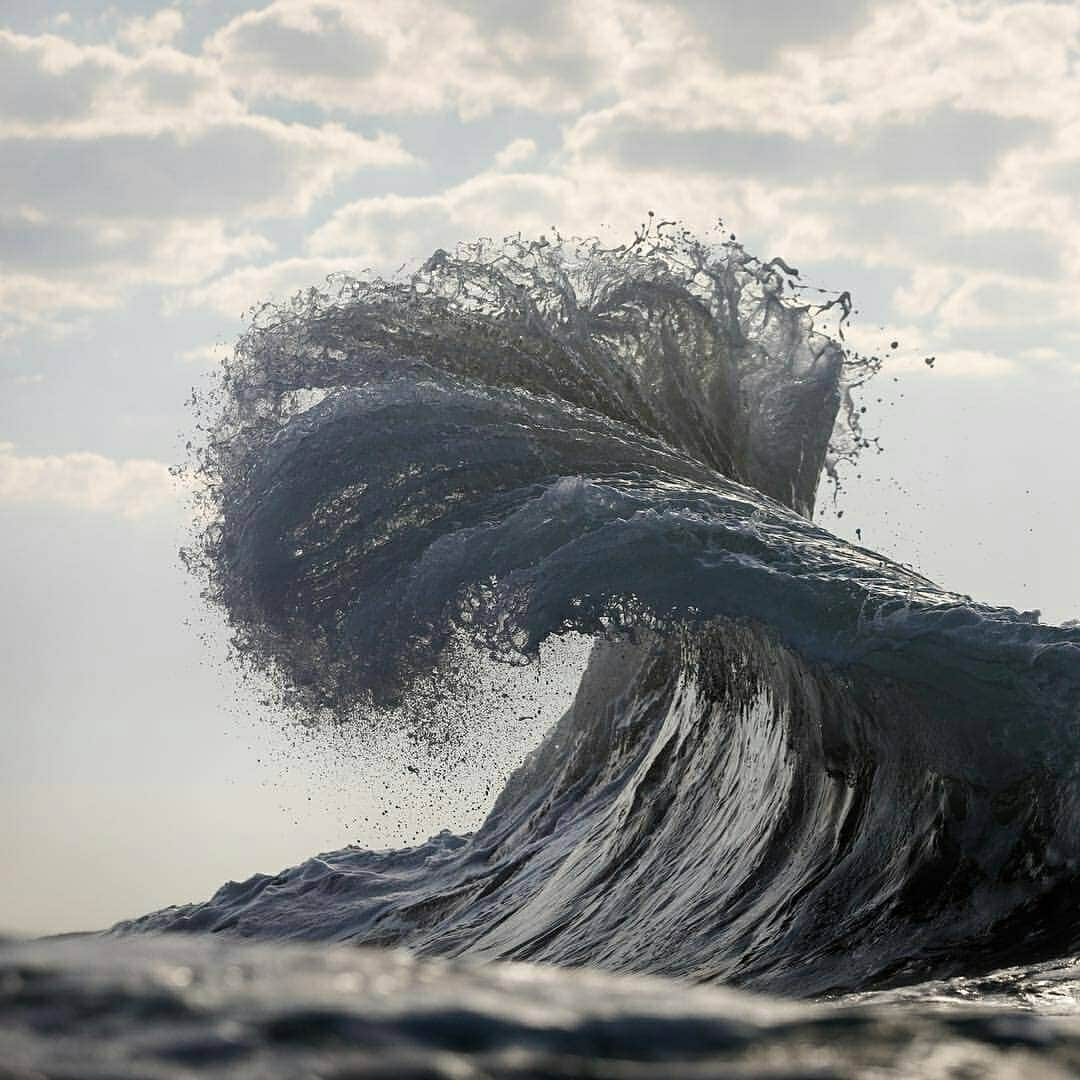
[[131, 226, 1080, 996]]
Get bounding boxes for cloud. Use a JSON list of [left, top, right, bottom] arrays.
[[187, 162, 633, 313], [212, 5, 384, 82], [1019, 346, 1065, 363], [1, 123, 408, 222], [176, 256, 357, 317], [0, 445, 183, 518], [843, 322, 1019, 378], [0, 26, 416, 328], [0, 31, 112, 126], [0, 212, 270, 275], [4, 0, 1078, 391], [307, 172, 571, 265], [0, 217, 274, 333], [673, 0, 873, 70], [208, 0, 613, 117], [0, 274, 115, 340], [118, 9, 185, 52], [577, 109, 1047, 186], [918, 349, 1018, 377], [807, 195, 1065, 281], [0, 31, 229, 138], [936, 277, 1072, 330], [494, 137, 538, 169], [557, 0, 1080, 148], [187, 172, 574, 311], [178, 342, 230, 365]]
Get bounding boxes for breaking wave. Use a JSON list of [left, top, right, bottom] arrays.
[[123, 224, 1080, 997]]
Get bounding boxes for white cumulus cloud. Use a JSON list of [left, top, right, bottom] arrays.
[[0, 445, 183, 518]]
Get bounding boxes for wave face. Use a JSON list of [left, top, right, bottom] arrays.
[[129, 229, 1080, 996]]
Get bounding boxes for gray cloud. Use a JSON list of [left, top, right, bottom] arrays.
[[0, 122, 402, 221], [132, 64, 215, 109], [210, 1, 602, 117], [916, 227, 1059, 279], [0, 38, 108, 123], [592, 108, 1047, 186], [451, 0, 566, 38], [864, 110, 1047, 185], [828, 197, 1061, 278], [1, 129, 300, 218], [0, 217, 152, 271], [962, 280, 1058, 324], [452, 0, 595, 92], [219, 6, 385, 81], [675, 0, 874, 69], [0, 215, 258, 281]]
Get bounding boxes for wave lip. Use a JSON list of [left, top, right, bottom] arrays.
[[144, 228, 1080, 996], [184, 228, 869, 709]]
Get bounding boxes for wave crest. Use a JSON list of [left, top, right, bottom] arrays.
[[185, 225, 873, 709], [150, 225, 1080, 996]]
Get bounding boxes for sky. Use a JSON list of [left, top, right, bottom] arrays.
[[2, 0, 1079, 936]]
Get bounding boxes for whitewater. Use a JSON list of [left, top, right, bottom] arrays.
[[4, 225, 1080, 1076]]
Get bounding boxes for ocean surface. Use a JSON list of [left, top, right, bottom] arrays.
[[6, 227, 1079, 1075]]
